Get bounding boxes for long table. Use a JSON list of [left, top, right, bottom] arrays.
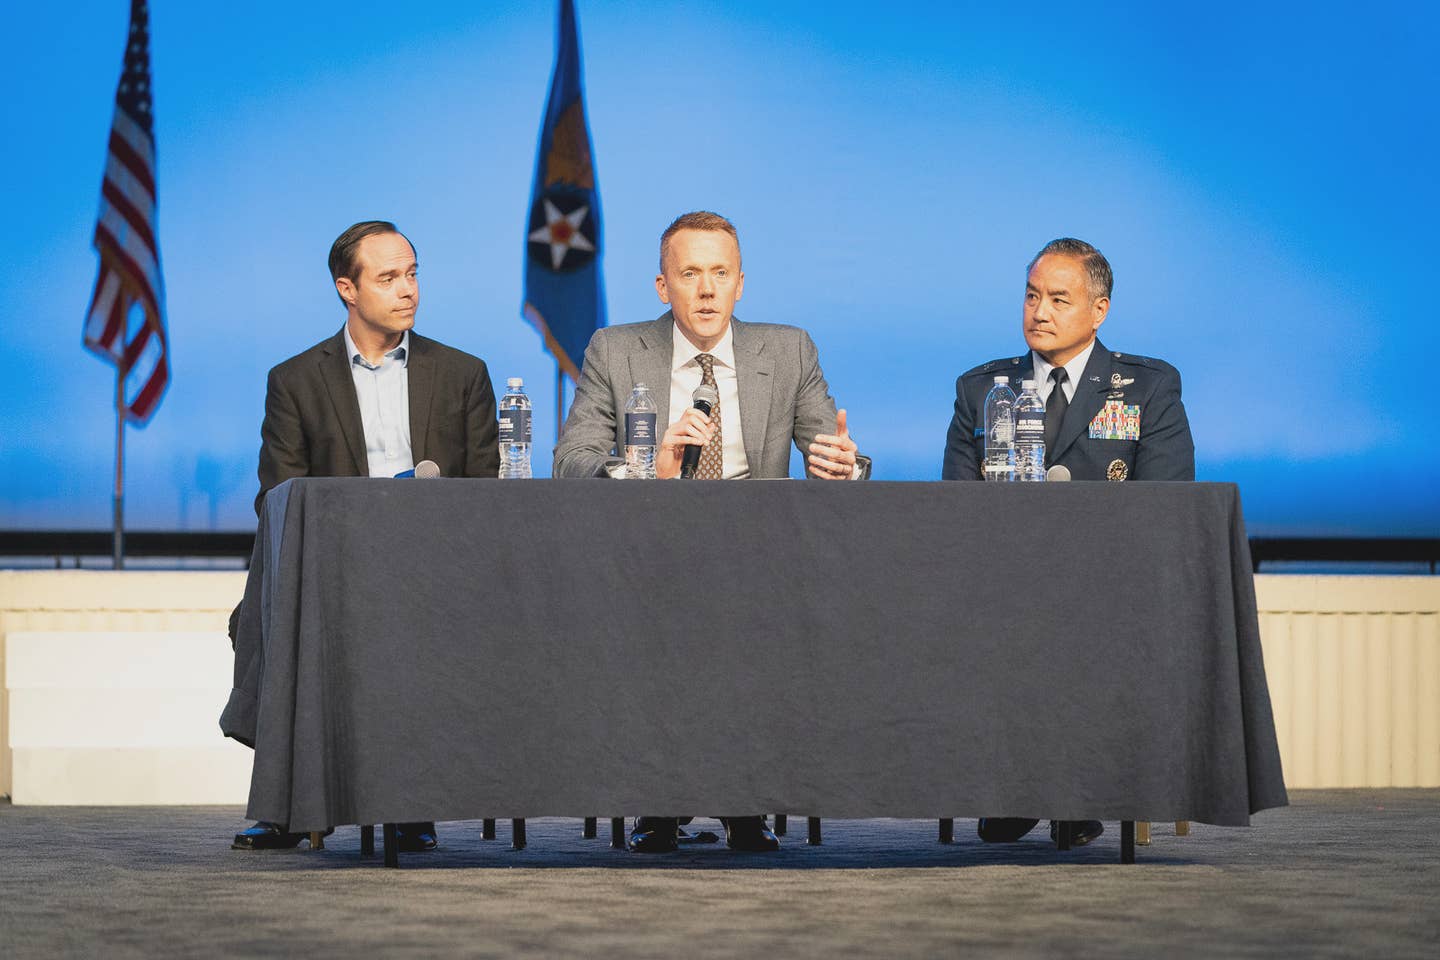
[[221, 479, 1287, 861]]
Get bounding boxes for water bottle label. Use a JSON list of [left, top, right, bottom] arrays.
[[625, 412, 657, 446], [1015, 414, 1044, 441], [498, 408, 532, 444]]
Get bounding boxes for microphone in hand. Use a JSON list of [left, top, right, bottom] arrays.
[[679, 384, 720, 480]]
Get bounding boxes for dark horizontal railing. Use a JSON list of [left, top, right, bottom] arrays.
[[1, 531, 1437, 573]]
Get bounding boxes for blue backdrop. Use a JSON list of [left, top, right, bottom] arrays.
[[3, 0, 1435, 535]]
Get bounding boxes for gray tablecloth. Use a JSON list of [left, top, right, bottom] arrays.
[[221, 479, 1287, 832]]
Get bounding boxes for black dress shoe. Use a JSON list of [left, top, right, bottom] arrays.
[[720, 816, 780, 852], [231, 821, 331, 850], [628, 816, 679, 853], [977, 817, 1040, 843], [1050, 820, 1104, 846], [395, 822, 439, 852]]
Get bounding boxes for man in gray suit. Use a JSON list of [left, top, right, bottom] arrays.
[[229, 220, 499, 853], [554, 211, 862, 482], [553, 211, 864, 852]]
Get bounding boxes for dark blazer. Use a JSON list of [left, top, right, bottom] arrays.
[[255, 328, 499, 513], [553, 312, 850, 479], [942, 339, 1195, 482]]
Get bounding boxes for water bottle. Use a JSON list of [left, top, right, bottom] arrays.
[[624, 383, 658, 479], [497, 377, 532, 479], [1014, 379, 1046, 482], [983, 375, 1017, 482]]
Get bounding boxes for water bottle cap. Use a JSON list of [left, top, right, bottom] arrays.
[[1021, 379, 1036, 389], [633, 382, 648, 391], [994, 375, 1009, 383], [506, 377, 523, 389]]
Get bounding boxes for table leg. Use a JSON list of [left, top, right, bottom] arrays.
[[360, 825, 375, 855], [383, 823, 398, 868], [807, 817, 822, 846], [1056, 821, 1072, 851], [773, 814, 787, 837], [1136, 821, 1151, 846], [512, 819, 527, 850], [1175, 820, 1190, 836], [583, 817, 597, 839], [308, 831, 324, 851], [1121, 821, 1136, 864], [610, 817, 626, 849], [938, 818, 954, 844], [482, 818, 496, 840]]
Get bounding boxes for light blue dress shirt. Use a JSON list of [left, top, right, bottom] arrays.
[[342, 326, 414, 477]]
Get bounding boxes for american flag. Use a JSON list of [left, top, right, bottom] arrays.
[[83, 0, 169, 423]]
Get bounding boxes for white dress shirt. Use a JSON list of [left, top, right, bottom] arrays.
[[343, 325, 414, 478], [668, 322, 750, 479], [1031, 339, 1097, 408]]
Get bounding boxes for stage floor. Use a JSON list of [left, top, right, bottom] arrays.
[[2, 790, 1436, 958]]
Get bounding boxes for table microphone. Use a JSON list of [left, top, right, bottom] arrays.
[[679, 383, 720, 480], [1045, 464, 1071, 482], [393, 460, 441, 479]]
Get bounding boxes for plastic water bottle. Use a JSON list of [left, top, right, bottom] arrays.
[[497, 377, 532, 479], [983, 375, 1017, 482], [624, 383, 658, 479], [1014, 379, 1046, 482]]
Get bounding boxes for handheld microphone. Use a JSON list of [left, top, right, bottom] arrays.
[[393, 460, 441, 479], [679, 383, 720, 480], [1045, 464, 1071, 482]]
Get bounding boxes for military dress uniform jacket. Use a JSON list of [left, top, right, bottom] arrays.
[[941, 339, 1195, 482]]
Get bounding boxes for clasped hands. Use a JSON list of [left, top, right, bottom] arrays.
[[655, 408, 858, 480]]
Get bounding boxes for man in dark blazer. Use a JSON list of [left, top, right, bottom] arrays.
[[941, 237, 1195, 846], [554, 211, 866, 852], [230, 220, 499, 853]]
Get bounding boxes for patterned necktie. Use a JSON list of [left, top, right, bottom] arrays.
[[695, 353, 724, 479], [1044, 367, 1069, 460]]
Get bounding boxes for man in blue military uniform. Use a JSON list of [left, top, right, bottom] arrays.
[[941, 237, 1195, 845]]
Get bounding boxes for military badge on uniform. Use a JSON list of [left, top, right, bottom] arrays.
[[1107, 459, 1129, 481], [1110, 373, 1135, 388], [1088, 400, 1141, 440]]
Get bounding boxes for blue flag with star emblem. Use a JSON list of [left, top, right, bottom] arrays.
[[523, 0, 605, 380]]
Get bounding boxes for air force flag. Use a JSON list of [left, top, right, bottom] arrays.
[[522, 0, 605, 380]]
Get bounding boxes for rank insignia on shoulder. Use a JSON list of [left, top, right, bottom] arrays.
[[1107, 458, 1129, 481], [1089, 400, 1141, 440], [1110, 373, 1135, 388]]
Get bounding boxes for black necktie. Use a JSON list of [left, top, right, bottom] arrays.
[[1044, 367, 1069, 459]]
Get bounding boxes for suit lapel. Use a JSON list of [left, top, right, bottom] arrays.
[[730, 318, 773, 474], [1050, 339, 1111, 463], [318, 330, 368, 476], [406, 333, 435, 465], [630, 314, 675, 429]]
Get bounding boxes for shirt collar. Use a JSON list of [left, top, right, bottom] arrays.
[[344, 326, 410, 370], [1031, 338, 1096, 393], [671, 321, 736, 372]]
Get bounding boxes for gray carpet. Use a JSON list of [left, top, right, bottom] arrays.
[[1, 791, 1436, 958]]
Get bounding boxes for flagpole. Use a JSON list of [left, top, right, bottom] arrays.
[[555, 363, 565, 441], [112, 365, 125, 570]]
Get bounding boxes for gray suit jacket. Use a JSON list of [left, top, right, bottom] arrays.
[[553, 312, 844, 479]]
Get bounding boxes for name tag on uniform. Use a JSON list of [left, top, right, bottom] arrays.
[[1089, 400, 1141, 440]]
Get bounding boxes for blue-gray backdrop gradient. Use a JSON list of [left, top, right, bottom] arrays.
[[4, 1, 1435, 535]]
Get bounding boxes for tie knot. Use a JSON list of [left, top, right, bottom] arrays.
[[697, 353, 715, 373], [1049, 367, 1067, 385]]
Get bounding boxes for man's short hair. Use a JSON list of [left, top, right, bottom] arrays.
[[659, 211, 740, 272], [1028, 238, 1113, 301], [328, 220, 414, 304]]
